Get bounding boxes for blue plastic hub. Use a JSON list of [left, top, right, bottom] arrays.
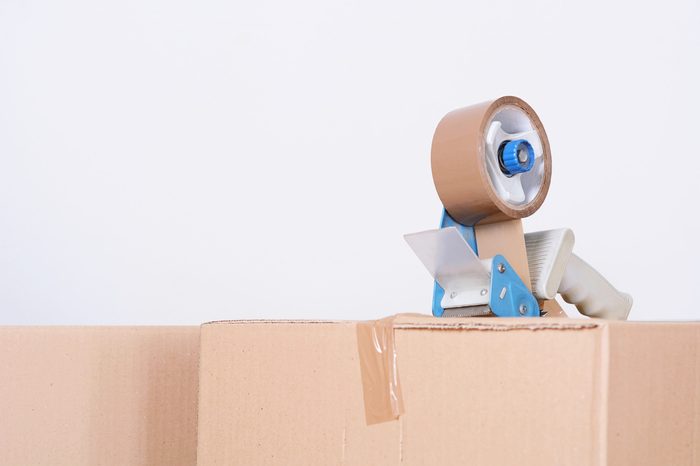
[[500, 139, 534, 175]]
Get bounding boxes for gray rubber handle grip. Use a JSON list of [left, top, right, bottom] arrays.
[[558, 253, 633, 320]]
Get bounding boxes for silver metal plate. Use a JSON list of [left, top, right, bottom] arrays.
[[441, 306, 492, 317], [404, 227, 491, 309]]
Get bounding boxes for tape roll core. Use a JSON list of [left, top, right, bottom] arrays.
[[431, 96, 552, 226]]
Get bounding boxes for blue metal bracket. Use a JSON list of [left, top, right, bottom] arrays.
[[489, 255, 539, 317]]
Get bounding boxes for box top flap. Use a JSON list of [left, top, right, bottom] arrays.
[[202, 314, 602, 331], [202, 315, 700, 333]]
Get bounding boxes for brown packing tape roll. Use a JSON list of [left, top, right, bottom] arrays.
[[431, 96, 552, 226], [356, 316, 404, 425]]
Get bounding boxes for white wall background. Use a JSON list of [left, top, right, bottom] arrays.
[[1, 0, 698, 324]]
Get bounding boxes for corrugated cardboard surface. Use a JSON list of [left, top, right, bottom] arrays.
[[196, 317, 700, 466], [606, 323, 700, 465], [0, 326, 200, 466]]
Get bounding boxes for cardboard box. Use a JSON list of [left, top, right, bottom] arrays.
[[0, 326, 200, 466], [196, 316, 700, 465]]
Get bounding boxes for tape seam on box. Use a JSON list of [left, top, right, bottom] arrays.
[[356, 316, 405, 425]]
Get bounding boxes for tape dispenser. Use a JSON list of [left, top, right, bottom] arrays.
[[405, 96, 632, 319]]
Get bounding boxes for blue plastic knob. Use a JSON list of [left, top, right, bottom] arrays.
[[500, 139, 535, 175]]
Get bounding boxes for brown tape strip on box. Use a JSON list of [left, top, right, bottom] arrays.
[[356, 316, 404, 425]]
